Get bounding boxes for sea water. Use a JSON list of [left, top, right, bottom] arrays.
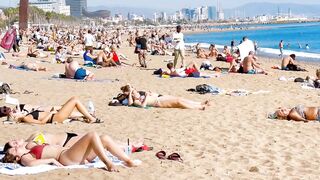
[[185, 22, 320, 62]]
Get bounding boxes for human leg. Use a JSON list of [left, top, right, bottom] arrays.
[[157, 96, 206, 110], [173, 49, 179, 68], [59, 132, 134, 171], [52, 97, 96, 123]]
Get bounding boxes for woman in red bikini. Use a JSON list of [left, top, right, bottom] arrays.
[[2, 132, 139, 171]]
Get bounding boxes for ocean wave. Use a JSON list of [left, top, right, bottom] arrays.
[[185, 42, 320, 61]]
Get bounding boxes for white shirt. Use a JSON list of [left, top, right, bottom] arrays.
[[84, 33, 95, 46], [172, 32, 184, 50]]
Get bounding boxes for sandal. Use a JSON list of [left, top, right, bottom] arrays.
[[93, 118, 104, 123], [132, 145, 153, 153], [167, 153, 183, 162], [155, 151, 166, 160]]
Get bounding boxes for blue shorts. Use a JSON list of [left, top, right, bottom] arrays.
[[74, 68, 87, 80], [247, 69, 256, 74]]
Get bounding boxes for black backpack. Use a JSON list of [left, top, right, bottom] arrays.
[[0, 83, 11, 94]]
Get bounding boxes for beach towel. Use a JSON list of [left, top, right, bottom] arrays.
[[0, 148, 141, 176]]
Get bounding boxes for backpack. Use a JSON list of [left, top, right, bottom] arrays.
[[0, 83, 11, 94]]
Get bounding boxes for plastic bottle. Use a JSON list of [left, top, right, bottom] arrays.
[[125, 139, 132, 156], [87, 101, 95, 115]]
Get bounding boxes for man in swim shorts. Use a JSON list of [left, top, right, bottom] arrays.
[[65, 57, 94, 80]]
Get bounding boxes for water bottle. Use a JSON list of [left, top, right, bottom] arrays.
[[87, 101, 95, 115], [125, 139, 132, 156]]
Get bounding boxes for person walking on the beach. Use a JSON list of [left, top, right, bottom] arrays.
[[172, 25, 185, 68], [279, 40, 284, 57], [135, 32, 148, 68]]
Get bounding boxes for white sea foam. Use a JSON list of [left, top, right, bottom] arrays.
[[185, 42, 320, 62]]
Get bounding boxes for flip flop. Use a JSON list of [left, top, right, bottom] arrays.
[[155, 151, 166, 160], [93, 118, 104, 123], [167, 153, 183, 162], [132, 145, 153, 153]]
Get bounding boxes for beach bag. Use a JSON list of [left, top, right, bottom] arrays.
[[195, 84, 215, 94], [0, 83, 11, 94]]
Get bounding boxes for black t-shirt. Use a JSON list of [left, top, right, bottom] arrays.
[[135, 37, 147, 50]]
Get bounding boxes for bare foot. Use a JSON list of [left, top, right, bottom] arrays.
[[105, 163, 119, 172], [124, 160, 140, 167]]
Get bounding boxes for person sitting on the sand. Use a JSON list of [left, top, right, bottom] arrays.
[[8, 96, 103, 124], [162, 61, 221, 78], [306, 69, 320, 88], [3, 132, 147, 156], [65, 57, 94, 80], [242, 51, 267, 74], [281, 54, 306, 71], [207, 44, 219, 58], [27, 43, 49, 58], [83, 48, 98, 65], [119, 84, 210, 110], [55, 46, 66, 63], [9, 62, 47, 71], [196, 44, 208, 59], [107, 44, 129, 66], [2, 132, 138, 171], [271, 105, 320, 122]]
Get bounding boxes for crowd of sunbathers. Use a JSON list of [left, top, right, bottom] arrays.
[[0, 24, 319, 173]]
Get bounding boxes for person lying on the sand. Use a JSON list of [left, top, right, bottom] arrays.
[[272, 105, 320, 122], [65, 57, 94, 80], [119, 84, 210, 110], [0, 103, 92, 120], [8, 96, 102, 124], [11, 44, 49, 58], [2, 132, 139, 171], [162, 61, 221, 78], [242, 51, 267, 74], [9, 62, 47, 71], [281, 54, 306, 71], [3, 132, 147, 156]]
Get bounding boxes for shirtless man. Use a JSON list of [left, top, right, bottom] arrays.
[[242, 51, 267, 74], [281, 54, 296, 70], [65, 57, 94, 80]]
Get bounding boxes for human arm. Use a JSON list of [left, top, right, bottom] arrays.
[[21, 154, 63, 167], [287, 110, 308, 122]]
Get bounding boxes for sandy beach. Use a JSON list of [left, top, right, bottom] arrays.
[[0, 43, 320, 179]]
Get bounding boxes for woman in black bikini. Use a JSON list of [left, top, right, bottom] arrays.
[[120, 84, 210, 110], [9, 97, 102, 124]]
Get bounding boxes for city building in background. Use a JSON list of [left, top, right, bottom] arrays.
[[29, 0, 70, 15], [65, 0, 86, 17]]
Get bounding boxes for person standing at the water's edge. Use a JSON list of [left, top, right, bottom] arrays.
[[279, 40, 284, 57]]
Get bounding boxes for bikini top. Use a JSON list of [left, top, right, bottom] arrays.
[[29, 144, 47, 159], [26, 110, 44, 120], [293, 105, 306, 119]]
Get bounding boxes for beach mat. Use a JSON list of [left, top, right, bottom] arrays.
[[0, 148, 141, 176]]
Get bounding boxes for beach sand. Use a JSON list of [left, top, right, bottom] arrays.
[[0, 45, 319, 179]]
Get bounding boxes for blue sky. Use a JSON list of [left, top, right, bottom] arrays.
[[3, 0, 320, 9]]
